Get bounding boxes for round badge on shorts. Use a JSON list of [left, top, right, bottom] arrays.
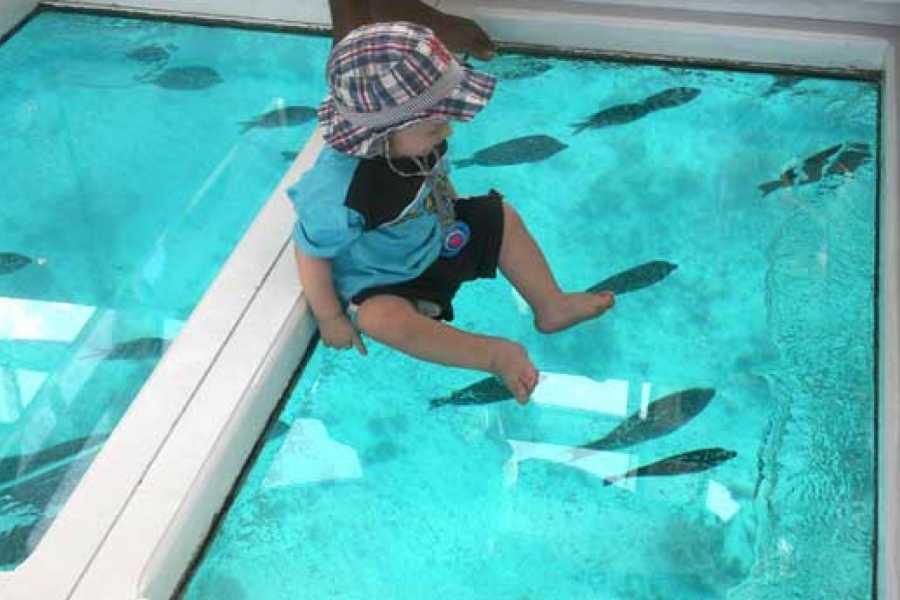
[[440, 221, 470, 258]]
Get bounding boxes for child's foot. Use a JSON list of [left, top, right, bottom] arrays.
[[488, 340, 539, 405], [534, 291, 615, 333]]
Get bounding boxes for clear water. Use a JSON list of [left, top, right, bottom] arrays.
[[0, 11, 329, 568], [189, 50, 875, 599]]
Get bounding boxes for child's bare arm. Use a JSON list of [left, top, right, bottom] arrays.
[[294, 246, 367, 355]]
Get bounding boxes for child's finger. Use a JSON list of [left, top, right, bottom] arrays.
[[514, 379, 532, 405]]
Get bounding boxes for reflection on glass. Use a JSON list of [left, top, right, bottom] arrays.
[[0, 10, 331, 569], [261, 420, 362, 490], [531, 372, 629, 415]]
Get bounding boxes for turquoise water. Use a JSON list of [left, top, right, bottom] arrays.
[[185, 49, 879, 599], [0, 11, 329, 568]]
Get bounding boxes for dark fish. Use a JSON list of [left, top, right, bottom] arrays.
[[603, 447, 737, 486], [826, 142, 872, 176], [799, 144, 843, 182], [429, 376, 511, 409], [143, 66, 223, 90], [282, 151, 299, 162], [758, 142, 871, 197], [453, 135, 568, 168], [642, 86, 701, 110], [125, 44, 170, 63], [757, 167, 798, 197], [87, 336, 169, 361], [580, 387, 715, 451], [572, 87, 700, 134], [483, 57, 553, 81], [762, 74, 805, 97], [586, 260, 678, 295], [239, 105, 317, 133], [0, 253, 31, 275], [572, 101, 650, 134]]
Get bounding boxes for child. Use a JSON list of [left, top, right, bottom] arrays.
[[289, 22, 614, 404]]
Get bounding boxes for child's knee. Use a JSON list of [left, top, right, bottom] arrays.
[[355, 295, 414, 336]]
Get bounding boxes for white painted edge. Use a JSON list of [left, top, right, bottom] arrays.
[[0, 137, 320, 600], [472, 2, 889, 70], [75, 245, 315, 600], [41, 0, 332, 30], [0, 0, 37, 41], [66, 132, 324, 600]]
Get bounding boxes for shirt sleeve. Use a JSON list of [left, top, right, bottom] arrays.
[[287, 148, 365, 258], [290, 189, 364, 258]]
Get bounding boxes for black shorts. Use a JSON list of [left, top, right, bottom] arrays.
[[351, 190, 505, 321]]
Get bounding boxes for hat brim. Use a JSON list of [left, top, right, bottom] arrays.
[[319, 66, 496, 158]]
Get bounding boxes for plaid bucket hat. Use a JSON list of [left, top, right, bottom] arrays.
[[319, 21, 497, 157]]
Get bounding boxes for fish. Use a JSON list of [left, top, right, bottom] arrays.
[[757, 167, 798, 197], [429, 376, 511, 409], [105, 336, 169, 360], [572, 87, 701, 134], [82, 336, 170, 361], [482, 57, 553, 81], [580, 387, 715, 451], [826, 142, 872, 176], [603, 447, 737, 486], [282, 151, 299, 162], [641, 86, 702, 110], [125, 44, 171, 63], [758, 142, 871, 197], [572, 101, 650, 134], [239, 105, 317, 133], [142, 66, 223, 90], [798, 144, 843, 182], [0, 253, 32, 275], [586, 260, 678, 295], [762, 74, 805, 97], [452, 135, 568, 168]]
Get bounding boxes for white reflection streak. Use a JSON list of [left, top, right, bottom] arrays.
[[0, 297, 94, 342], [0, 366, 23, 424], [639, 381, 652, 419], [185, 144, 242, 214], [505, 439, 634, 487], [261, 419, 362, 490], [530, 372, 628, 416], [184, 96, 284, 215], [0, 367, 48, 425], [705, 479, 740, 522]]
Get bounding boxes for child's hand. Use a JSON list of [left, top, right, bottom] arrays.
[[319, 314, 367, 356]]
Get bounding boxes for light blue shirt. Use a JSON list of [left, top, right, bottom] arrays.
[[288, 145, 450, 303]]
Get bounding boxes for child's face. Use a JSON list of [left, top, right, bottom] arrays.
[[388, 119, 453, 158]]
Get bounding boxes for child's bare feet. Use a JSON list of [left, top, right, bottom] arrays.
[[488, 340, 539, 405], [534, 291, 615, 333]]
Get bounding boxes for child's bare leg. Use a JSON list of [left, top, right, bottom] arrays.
[[497, 201, 614, 333], [355, 294, 539, 403]]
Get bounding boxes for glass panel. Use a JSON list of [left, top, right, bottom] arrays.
[[0, 10, 329, 568], [185, 54, 879, 598]]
